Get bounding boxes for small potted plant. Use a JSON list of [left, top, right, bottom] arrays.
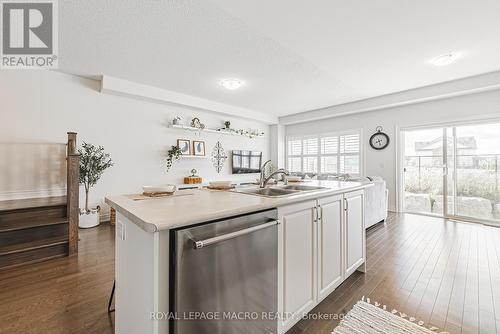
[[79, 142, 113, 228], [166, 145, 182, 172]]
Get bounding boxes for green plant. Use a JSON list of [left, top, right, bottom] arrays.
[[166, 145, 182, 172], [79, 142, 113, 213]]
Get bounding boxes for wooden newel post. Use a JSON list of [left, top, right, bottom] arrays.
[[67, 132, 80, 255], [67, 132, 77, 155]]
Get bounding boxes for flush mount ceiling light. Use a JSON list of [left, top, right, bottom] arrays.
[[219, 78, 245, 90], [429, 52, 461, 66]]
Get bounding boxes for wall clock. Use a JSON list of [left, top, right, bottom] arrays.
[[369, 126, 390, 150]]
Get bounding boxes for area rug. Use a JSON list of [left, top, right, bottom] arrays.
[[333, 297, 449, 334]]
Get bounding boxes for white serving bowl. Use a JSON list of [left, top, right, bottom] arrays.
[[143, 184, 176, 193], [209, 181, 232, 187]]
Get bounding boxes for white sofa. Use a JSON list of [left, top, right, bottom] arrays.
[[338, 176, 388, 229], [363, 177, 388, 228]]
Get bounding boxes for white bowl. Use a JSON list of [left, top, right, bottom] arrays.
[[143, 184, 176, 193], [209, 181, 232, 187]]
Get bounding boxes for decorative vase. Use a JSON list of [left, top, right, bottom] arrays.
[[173, 116, 182, 125], [79, 207, 100, 228]]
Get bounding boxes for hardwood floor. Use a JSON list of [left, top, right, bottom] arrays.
[[294, 213, 500, 334], [0, 223, 115, 334], [1, 213, 499, 333]]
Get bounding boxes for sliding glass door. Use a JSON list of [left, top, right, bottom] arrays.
[[402, 128, 446, 215], [402, 121, 500, 224]]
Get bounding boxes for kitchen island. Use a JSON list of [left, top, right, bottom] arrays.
[[105, 180, 373, 334]]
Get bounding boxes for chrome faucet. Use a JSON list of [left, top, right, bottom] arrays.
[[259, 160, 289, 188]]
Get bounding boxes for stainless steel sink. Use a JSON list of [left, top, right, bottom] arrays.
[[279, 185, 326, 191], [233, 184, 326, 198], [235, 187, 298, 198]]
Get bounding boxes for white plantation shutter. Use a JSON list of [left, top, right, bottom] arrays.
[[340, 134, 360, 154], [321, 156, 337, 173], [286, 130, 361, 176], [321, 136, 338, 154], [288, 157, 301, 172], [288, 139, 302, 156], [302, 138, 318, 155], [339, 133, 361, 174], [303, 157, 318, 173]]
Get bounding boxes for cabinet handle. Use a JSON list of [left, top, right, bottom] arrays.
[[192, 220, 279, 249], [344, 198, 348, 211], [313, 206, 318, 222]]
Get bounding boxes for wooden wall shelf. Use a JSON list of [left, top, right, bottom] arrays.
[[180, 155, 210, 159], [170, 124, 264, 138]]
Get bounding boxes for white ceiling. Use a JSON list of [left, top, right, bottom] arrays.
[[59, 0, 500, 117]]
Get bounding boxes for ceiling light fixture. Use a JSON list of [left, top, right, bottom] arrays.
[[429, 52, 461, 66], [220, 78, 245, 90]]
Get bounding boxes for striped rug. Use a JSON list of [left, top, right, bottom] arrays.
[[333, 298, 449, 334]]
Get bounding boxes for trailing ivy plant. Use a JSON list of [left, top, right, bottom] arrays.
[[79, 142, 114, 213], [166, 145, 182, 172]]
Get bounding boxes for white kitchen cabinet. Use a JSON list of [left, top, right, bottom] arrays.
[[278, 200, 317, 333], [344, 190, 366, 277], [317, 194, 343, 302], [278, 190, 366, 334]]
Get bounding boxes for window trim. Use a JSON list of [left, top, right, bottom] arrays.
[[285, 129, 363, 176]]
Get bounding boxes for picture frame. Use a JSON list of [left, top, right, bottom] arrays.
[[177, 139, 191, 155], [193, 140, 206, 156]]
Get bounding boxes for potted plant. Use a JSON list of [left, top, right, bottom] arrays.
[[78, 142, 113, 228], [166, 145, 182, 171]]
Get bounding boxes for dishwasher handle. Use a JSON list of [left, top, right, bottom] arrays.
[[192, 220, 279, 249]]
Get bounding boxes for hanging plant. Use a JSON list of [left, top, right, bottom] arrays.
[[166, 145, 182, 172]]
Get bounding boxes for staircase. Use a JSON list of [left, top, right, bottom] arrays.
[[0, 196, 70, 269], [0, 133, 80, 270]]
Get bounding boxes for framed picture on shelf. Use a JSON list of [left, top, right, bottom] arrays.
[[177, 139, 191, 155], [193, 140, 206, 156]]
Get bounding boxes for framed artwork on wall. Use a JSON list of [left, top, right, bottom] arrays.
[[193, 140, 206, 156], [177, 139, 191, 155]]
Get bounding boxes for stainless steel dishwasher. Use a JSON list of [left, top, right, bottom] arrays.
[[170, 209, 278, 334]]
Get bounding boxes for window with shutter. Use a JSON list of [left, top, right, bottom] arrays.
[[286, 130, 362, 176]]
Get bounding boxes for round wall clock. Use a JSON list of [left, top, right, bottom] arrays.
[[369, 126, 390, 150]]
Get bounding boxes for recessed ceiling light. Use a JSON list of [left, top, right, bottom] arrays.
[[429, 52, 461, 66], [220, 78, 244, 90]]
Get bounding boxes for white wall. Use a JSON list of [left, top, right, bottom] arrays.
[[0, 71, 270, 217], [286, 89, 500, 211]]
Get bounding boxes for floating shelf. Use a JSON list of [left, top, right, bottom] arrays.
[[180, 155, 210, 159], [170, 124, 264, 138]]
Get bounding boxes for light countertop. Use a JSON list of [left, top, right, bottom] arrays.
[[105, 180, 372, 233]]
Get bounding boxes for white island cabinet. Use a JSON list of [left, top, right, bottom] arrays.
[[277, 200, 318, 332], [277, 190, 366, 333], [105, 180, 371, 334]]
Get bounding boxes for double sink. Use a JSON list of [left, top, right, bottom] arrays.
[[233, 184, 326, 198]]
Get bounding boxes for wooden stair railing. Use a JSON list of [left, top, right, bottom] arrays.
[[0, 133, 80, 270], [67, 132, 79, 255]]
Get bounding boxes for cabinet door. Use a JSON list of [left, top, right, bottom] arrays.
[[278, 200, 317, 332], [344, 190, 365, 277], [317, 195, 343, 302]]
